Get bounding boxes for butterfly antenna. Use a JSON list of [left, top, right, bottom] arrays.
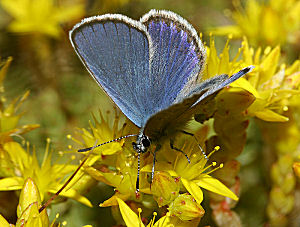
[[78, 134, 138, 152], [39, 141, 98, 213]]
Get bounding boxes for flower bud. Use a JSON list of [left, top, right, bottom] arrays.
[[151, 171, 180, 207], [168, 194, 205, 221]]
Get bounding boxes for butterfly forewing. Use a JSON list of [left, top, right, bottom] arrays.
[[70, 15, 151, 127]]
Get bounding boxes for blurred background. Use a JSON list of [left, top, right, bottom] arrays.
[[0, 0, 299, 226]]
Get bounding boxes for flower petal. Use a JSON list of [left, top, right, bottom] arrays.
[[49, 188, 92, 207], [0, 214, 10, 227], [231, 77, 261, 98], [116, 198, 144, 227], [181, 178, 203, 204], [255, 109, 289, 122], [100, 193, 130, 207], [195, 175, 238, 201], [0, 177, 23, 191]]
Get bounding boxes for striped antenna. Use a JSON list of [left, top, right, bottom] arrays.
[[78, 134, 138, 152]]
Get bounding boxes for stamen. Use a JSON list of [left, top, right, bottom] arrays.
[[206, 163, 224, 175], [138, 208, 142, 223], [149, 212, 157, 227], [207, 146, 220, 159], [201, 161, 217, 172], [67, 134, 83, 146], [42, 138, 51, 165], [264, 46, 272, 55]]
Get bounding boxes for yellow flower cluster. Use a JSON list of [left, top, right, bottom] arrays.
[[211, 0, 300, 47], [0, 58, 90, 226], [0, 0, 84, 38]]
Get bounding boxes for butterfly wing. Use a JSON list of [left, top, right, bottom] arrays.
[[144, 67, 254, 141], [70, 14, 152, 128], [190, 66, 254, 107], [139, 10, 206, 118]]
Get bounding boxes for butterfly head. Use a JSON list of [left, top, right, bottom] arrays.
[[132, 133, 151, 153]]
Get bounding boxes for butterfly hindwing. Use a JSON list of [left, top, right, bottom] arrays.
[[144, 67, 254, 141], [191, 66, 254, 107], [143, 74, 227, 140], [140, 10, 206, 114]]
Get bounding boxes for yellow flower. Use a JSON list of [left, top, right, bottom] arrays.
[[74, 111, 130, 156], [233, 38, 300, 122], [0, 57, 39, 144], [204, 35, 300, 122], [69, 110, 141, 206], [0, 0, 84, 38], [116, 197, 202, 227], [0, 139, 92, 207], [0, 178, 60, 226], [142, 143, 238, 204], [202, 34, 248, 80], [210, 0, 300, 47]]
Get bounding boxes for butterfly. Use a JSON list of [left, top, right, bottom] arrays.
[[69, 9, 253, 191]]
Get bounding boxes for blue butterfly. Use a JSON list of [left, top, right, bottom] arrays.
[[69, 9, 253, 191]]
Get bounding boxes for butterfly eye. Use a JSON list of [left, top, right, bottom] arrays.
[[142, 138, 151, 147]]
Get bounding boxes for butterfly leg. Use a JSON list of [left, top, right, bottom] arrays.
[[180, 130, 208, 160], [136, 152, 141, 192], [149, 150, 158, 162], [151, 144, 161, 183], [170, 140, 191, 163]]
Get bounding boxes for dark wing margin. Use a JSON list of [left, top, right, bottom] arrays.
[[69, 14, 152, 127]]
